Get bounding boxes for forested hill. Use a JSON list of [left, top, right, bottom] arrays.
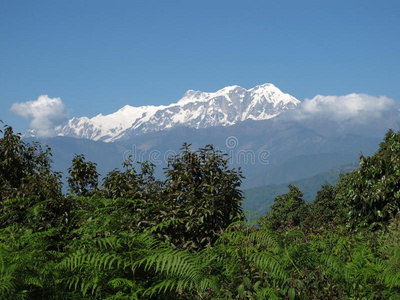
[[243, 164, 356, 216]]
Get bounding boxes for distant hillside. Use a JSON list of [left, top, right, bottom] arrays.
[[243, 152, 359, 189], [242, 164, 356, 217]]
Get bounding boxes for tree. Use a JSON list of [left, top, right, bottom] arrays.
[[303, 183, 345, 231], [262, 185, 308, 231], [67, 154, 99, 197], [101, 156, 160, 200], [163, 143, 244, 249], [338, 129, 400, 229], [0, 123, 62, 201], [101, 156, 139, 200]]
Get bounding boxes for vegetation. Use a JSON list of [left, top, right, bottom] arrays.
[[0, 124, 62, 202], [261, 185, 308, 232], [1, 122, 400, 299], [338, 129, 400, 230], [67, 154, 99, 197]]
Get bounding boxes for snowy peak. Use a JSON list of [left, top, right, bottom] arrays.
[[55, 83, 300, 142], [250, 83, 297, 105], [177, 90, 209, 105], [214, 85, 245, 96]]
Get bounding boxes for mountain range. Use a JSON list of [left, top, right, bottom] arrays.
[[27, 83, 300, 142]]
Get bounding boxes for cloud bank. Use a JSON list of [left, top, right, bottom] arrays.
[[11, 95, 68, 138], [293, 93, 395, 123], [280, 93, 399, 137]]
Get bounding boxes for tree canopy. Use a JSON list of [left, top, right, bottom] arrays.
[[0, 123, 62, 202], [337, 129, 400, 230]]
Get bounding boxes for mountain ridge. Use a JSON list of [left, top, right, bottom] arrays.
[[27, 83, 300, 142]]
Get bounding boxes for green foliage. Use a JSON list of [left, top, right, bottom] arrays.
[[0, 124, 62, 201], [261, 185, 309, 232], [303, 183, 345, 231], [205, 223, 287, 299], [0, 225, 67, 299], [379, 214, 400, 294], [67, 154, 100, 197], [101, 157, 160, 200], [338, 129, 400, 230], [163, 143, 244, 249]]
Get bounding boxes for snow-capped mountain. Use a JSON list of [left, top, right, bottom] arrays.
[[54, 83, 300, 142]]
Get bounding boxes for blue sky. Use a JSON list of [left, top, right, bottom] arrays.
[[1, 0, 400, 134]]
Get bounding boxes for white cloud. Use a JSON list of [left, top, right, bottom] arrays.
[[292, 93, 395, 123], [10, 95, 68, 138]]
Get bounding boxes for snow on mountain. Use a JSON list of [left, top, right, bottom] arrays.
[[55, 105, 162, 141], [53, 83, 300, 142]]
